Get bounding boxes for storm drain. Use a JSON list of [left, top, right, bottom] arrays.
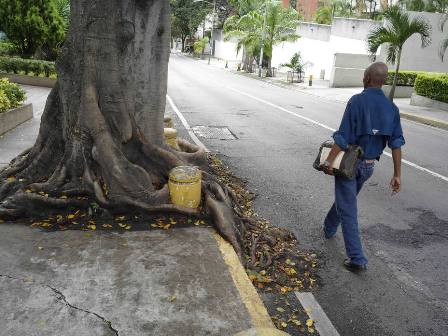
[[192, 126, 237, 140]]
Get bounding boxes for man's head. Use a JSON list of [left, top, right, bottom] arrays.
[[363, 62, 388, 89]]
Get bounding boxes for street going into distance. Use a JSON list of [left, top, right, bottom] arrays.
[[167, 52, 448, 336]]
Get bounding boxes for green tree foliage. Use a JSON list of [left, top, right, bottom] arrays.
[[314, 6, 333, 24], [280, 51, 310, 73], [53, 0, 71, 30], [228, 0, 263, 15], [367, 5, 431, 101], [398, 0, 447, 12], [224, 0, 300, 75], [171, 0, 211, 52], [193, 37, 210, 54], [0, 0, 65, 58]]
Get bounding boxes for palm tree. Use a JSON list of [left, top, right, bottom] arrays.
[[224, 0, 300, 76], [263, 0, 300, 75], [224, 10, 264, 72], [440, 14, 448, 61], [367, 5, 431, 101]]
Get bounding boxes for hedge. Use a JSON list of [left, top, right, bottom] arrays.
[[0, 78, 26, 113], [414, 73, 448, 104], [0, 56, 56, 78], [385, 71, 424, 86]]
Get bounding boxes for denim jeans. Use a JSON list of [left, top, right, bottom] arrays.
[[323, 160, 375, 265]]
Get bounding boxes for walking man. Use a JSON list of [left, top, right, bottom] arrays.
[[322, 62, 405, 272]]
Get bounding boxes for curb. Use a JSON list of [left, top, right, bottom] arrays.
[[213, 234, 276, 331], [0, 103, 33, 136], [400, 111, 448, 131], [217, 64, 448, 132], [165, 90, 278, 334]]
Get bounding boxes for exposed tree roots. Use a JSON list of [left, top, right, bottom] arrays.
[[0, 2, 318, 303]]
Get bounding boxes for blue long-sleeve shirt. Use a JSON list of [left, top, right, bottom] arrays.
[[333, 88, 405, 160]]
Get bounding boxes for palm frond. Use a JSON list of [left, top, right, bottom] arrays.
[[367, 5, 431, 64], [408, 16, 432, 48]]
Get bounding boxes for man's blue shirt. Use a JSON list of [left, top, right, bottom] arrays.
[[333, 88, 405, 160]]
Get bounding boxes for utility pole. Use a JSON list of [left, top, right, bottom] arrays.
[[194, 0, 216, 65], [208, 0, 216, 65], [258, 0, 268, 77]]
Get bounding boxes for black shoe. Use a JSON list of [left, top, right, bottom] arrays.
[[343, 259, 367, 272]]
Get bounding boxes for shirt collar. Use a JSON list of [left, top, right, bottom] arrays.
[[363, 87, 384, 95]]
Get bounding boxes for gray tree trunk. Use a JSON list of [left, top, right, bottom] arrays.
[[389, 48, 402, 102], [0, 0, 246, 262], [0, 0, 204, 216]]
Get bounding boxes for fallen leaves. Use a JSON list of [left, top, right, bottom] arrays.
[[86, 224, 96, 230]]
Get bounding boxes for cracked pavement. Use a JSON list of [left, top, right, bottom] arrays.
[[0, 274, 118, 335], [0, 223, 253, 335]]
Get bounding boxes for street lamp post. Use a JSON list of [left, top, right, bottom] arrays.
[[194, 0, 217, 65]]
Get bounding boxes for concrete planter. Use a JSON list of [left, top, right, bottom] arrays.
[[382, 85, 414, 99], [410, 93, 448, 112], [0, 104, 33, 136], [0, 73, 56, 88]]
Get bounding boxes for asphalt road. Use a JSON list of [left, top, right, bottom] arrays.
[[167, 53, 448, 336]]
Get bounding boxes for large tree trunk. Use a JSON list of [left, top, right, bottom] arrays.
[[0, 0, 245, 257]]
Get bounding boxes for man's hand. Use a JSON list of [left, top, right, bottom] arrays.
[[390, 176, 401, 194], [323, 163, 334, 175]]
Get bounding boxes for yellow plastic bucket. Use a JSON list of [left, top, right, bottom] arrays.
[[164, 117, 173, 128], [164, 128, 180, 151], [168, 166, 202, 209]]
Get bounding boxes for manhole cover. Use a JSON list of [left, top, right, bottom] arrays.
[[192, 126, 237, 140]]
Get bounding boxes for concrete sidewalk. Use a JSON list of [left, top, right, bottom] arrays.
[[188, 53, 448, 130], [0, 85, 276, 336]]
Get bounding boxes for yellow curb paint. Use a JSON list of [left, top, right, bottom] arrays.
[[400, 112, 448, 131], [234, 327, 290, 336], [213, 234, 274, 330]]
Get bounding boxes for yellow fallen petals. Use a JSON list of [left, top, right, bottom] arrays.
[[6, 176, 15, 182], [306, 319, 314, 327], [291, 319, 301, 326], [25, 189, 32, 193], [118, 223, 126, 228], [102, 224, 113, 229], [60, 195, 68, 199], [86, 224, 96, 230]]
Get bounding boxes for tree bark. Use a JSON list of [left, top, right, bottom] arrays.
[[181, 35, 187, 52], [0, 0, 251, 264]]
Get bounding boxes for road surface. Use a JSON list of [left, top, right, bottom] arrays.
[[168, 53, 448, 336]]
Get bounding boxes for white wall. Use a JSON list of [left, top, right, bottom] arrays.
[[378, 12, 448, 73], [213, 12, 448, 83], [214, 39, 241, 61], [271, 19, 374, 80]]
